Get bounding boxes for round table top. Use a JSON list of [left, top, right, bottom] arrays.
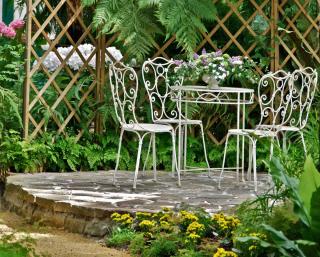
[[171, 85, 254, 93]]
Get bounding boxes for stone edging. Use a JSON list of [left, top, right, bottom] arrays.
[[3, 183, 129, 237]]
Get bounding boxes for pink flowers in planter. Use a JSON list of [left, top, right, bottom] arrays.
[[9, 19, 25, 30], [0, 19, 25, 38]]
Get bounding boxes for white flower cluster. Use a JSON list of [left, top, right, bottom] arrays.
[[34, 44, 123, 72]]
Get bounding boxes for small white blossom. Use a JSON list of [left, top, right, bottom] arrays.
[[106, 46, 123, 62], [33, 44, 123, 72], [41, 43, 50, 51], [48, 32, 56, 40], [42, 52, 61, 72]]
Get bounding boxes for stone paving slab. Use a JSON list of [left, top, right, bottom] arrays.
[[6, 171, 269, 213], [3, 171, 269, 236]]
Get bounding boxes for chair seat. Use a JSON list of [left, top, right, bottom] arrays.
[[155, 119, 202, 125], [122, 123, 173, 132], [279, 126, 300, 132], [257, 125, 300, 132], [228, 128, 277, 137]]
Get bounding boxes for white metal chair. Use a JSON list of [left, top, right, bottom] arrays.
[[109, 62, 180, 189], [142, 57, 211, 176], [276, 67, 318, 154], [218, 70, 293, 192]]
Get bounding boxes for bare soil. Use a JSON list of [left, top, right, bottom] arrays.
[[0, 211, 131, 257]]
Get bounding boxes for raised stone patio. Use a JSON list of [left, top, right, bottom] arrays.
[[3, 171, 269, 237]]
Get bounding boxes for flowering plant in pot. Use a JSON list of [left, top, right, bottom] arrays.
[[173, 49, 260, 88]]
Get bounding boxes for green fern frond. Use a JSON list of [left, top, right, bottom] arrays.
[[82, 0, 217, 58], [82, 0, 97, 7], [138, 0, 161, 8]]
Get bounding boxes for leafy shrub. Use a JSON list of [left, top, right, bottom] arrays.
[[106, 228, 135, 248], [177, 249, 208, 257], [142, 236, 178, 257], [0, 87, 21, 131], [0, 234, 37, 257], [266, 203, 301, 240], [0, 242, 31, 257], [129, 233, 146, 256], [0, 37, 25, 94]]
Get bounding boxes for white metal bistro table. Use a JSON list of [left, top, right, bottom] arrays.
[[171, 85, 254, 181]]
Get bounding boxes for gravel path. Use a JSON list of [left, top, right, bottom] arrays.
[[0, 211, 131, 257]]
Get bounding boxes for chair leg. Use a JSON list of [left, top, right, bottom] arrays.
[[172, 126, 178, 178], [282, 131, 287, 153], [269, 137, 274, 161], [142, 135, 152, 177], [247, 139, 253, 181], [299, 131, 307, 156], [252, 139, 258, 192], [171, 138, 175, 178], [152, 133, 157, 181], [171, 132, 181, 187], [180, 128, 185, 176], [200, 123, 211, 177], [276, 134, 281, 147], [113, 128, 124, 185], [218, 133, 230, 190], [133, 136, 144, 190], [183, 124, 187, 171]]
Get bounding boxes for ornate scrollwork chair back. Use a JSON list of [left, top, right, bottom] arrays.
[[289, 67, 318, 130], [142, 57, 184, 122], [109, 62, 139, 126], [257, 70, 292, 131]]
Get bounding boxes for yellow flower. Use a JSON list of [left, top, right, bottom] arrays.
[[249, 245, 257, 251], [187, 232, 201, 241], [111, 212, 133, 227], [111, 212, 121, 220], [212, 213, 240, 233], [180, 210, 199, 226], [139, 220, 156, 231], [186, 221, 205, 235], [160, 213, 171, 222], [144, 232, 153, 238], [249, 232, 267, 240], [161, 207, 172, 212], [160, 220, 172, 231], [136, 212, 152, 220], [213, 248, 238, 257]]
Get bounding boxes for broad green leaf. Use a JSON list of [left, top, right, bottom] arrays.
[[270, 157, 299, 191], [262, 224, 306, 257], [310, 188, 320, 243], [299, 156, 320, 216], [270, 157, 311, 227], [296, 240, 316, 246]]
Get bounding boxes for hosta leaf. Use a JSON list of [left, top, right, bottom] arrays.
[[299, 156, 320, 217], [310, 188, 320, 243], [262, 224, 306, 257], [270, 157, 310, 227]]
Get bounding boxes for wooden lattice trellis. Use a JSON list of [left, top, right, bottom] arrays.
[[23, 0, 319, 143], [23, 0, 105, 140]]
